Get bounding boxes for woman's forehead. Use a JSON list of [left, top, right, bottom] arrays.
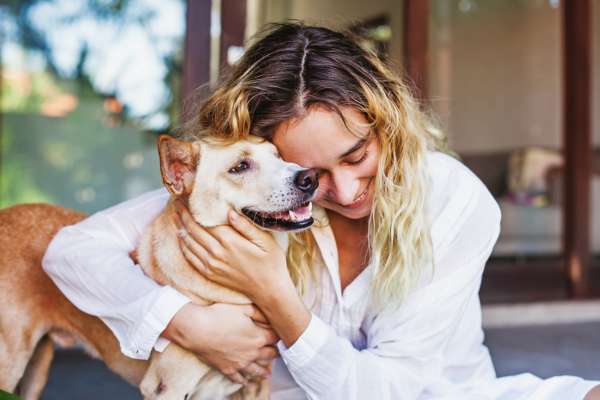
[[271, 107, 369, 165]]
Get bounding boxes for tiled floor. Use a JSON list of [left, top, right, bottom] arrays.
[[485, 321, 600, 380], [38, 322, 600, 399]]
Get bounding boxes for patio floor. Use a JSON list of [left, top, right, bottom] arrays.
[[38, 321, 600, 399]]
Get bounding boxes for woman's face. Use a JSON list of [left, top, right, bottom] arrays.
[[272, 106, 380, 220]]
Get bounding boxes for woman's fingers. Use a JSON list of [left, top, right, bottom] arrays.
[[243, 304, 268, 324], [178, 206, 224, 257], [179, 226, 209, 260], [226, 371, 247, 385], [257, 345, 279, 362], [240, 362, 270, 379], [240, 305, 278, 341], [180, 239, 215, 278], [259, 326, 279, 346], [239, 305, 278, 344]]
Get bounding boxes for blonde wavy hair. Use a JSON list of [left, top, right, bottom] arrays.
[[180, 22, 453, 308]]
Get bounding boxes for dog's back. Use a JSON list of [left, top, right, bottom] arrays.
[[0, 204, 85, 317], [0, 204, 146, 399], [0, 204, 84, 397]]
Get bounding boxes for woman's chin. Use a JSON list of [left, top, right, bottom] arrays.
[[317, 200, 373, 220]]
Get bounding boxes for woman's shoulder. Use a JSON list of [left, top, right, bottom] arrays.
[[424, 150, 493, 216], [424, 150, 501, 257], [425, 151, 479, 196]]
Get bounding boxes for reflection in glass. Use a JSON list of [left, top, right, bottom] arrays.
[[430, 0, 563, 259]]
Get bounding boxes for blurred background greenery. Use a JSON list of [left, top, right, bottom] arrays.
[[1, 0, 184, 212]]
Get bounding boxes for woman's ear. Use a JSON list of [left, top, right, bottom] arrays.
[[157, 135, 201, 195]]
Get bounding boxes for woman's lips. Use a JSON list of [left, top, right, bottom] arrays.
[[343, 179, 372, 210]]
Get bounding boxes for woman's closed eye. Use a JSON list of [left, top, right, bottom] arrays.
[[345, 150, 369, 165]]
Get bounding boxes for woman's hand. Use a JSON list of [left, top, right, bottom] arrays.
[[174, 202, 293, 304], [163, 302, 278, 384], [174, 202, 312, 347]]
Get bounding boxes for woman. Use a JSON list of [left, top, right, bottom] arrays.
[[43, 23, 599, 399]]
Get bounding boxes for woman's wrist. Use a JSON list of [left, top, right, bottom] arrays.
[[255, 280, 311, 347], [250, 267, 295, 303], [161, 302, 204, 348]]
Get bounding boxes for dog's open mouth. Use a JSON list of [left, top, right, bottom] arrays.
[[241, 202, 313, 231]]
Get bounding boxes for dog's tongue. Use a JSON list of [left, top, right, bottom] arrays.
[[288, 203, 312, 221]]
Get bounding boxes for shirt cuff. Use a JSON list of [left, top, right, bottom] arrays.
[[124, 285, 191, 359], [154, 337, 171, 352], [573, 380, 600, 400], [277, 313, 331, 370]]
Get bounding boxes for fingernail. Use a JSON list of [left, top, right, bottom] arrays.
[[229, 210, 238, 220]]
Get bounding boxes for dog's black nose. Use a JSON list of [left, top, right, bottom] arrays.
[[294, 169, 319, 194]]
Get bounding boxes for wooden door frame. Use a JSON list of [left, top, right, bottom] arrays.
[[182, 0, 247, 108], [403, 0, 429, 101], [182, 0, 212, 107], [562, 0, 592, 298]]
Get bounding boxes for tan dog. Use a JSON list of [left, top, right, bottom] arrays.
[[0, 134, 318, 399]]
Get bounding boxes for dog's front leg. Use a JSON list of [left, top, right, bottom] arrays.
[[140, 343, 211, 400], [229, 379, 270, 400], [189, 369, 242, 400]]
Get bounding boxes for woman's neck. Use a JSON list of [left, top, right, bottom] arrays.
[[326, 210, 369, 243], [326, 210, 371, 290]]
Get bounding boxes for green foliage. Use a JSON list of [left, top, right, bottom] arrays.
[[0, 389, 21, 400], [1, 0, 184, 212], [1, 95, 163, 213]]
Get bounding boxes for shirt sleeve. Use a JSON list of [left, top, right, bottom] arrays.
[[277, 167, 502, 399], [42, 188, 191, 360]]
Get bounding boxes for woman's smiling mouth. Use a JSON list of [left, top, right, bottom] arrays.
[[343, 179, 373, 209]]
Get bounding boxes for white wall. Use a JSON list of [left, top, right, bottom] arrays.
[[429, 1, 562, 153]]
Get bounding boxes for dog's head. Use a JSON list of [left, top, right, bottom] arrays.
[[158, 134, 318, 232]]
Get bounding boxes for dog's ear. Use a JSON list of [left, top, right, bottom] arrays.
[[157, 135, 200, 196]]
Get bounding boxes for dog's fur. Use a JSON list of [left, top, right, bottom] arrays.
[[0, 135, 316, 399]]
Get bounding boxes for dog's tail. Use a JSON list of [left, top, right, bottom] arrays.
[[15, 336, 54, 400]]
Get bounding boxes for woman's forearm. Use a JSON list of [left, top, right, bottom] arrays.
[[253, 280, 311, 347], [42, 221, 190, 360]]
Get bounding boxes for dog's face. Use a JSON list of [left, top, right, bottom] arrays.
[[158, 135, 318, 232]]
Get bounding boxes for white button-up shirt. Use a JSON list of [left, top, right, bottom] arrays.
[[42, 151, 598, 399]]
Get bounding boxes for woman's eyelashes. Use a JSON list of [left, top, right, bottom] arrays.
[[345, 150, 368, 165]]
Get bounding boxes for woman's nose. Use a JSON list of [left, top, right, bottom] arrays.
[[328, 171, 359, 205]]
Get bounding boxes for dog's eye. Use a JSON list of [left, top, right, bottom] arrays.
[[228, 160, 250, 174]]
